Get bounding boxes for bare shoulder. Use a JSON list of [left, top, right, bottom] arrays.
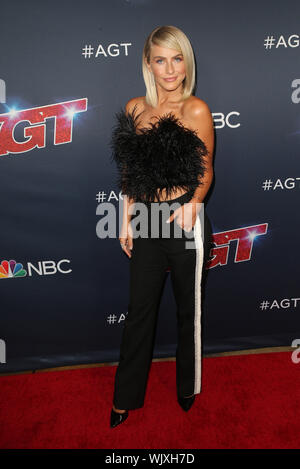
[[125, 96, 145, 116], [182, 96, 212, 122], [182, 96, 214, 157]]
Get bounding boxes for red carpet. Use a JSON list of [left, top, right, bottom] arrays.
[[0, 350, 299, 449]]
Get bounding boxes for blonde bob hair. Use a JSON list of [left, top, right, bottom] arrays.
[[142, 25, 196, 108]]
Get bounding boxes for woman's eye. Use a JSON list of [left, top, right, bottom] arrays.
[[156, 58, 182, 64]]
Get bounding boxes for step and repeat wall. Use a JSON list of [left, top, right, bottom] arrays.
[[1, 0, 299, 372]]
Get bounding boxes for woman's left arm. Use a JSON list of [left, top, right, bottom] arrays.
[[189, 101, 215, 206], [167, 101, 215, 230]]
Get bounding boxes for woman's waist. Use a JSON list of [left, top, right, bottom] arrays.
[[146, 187, 194, 203]]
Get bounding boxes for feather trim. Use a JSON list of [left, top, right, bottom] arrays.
[[109, 103, 209, 203]]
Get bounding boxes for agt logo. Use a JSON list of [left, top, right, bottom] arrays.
[[0, 259, 72, 278], [0, 97, 88, 157], [208, 223, 268, 268]]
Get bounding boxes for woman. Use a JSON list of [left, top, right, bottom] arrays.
[[110, 25, 214, 428]]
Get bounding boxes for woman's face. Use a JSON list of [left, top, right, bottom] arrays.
[[146, 44, 186, 91]]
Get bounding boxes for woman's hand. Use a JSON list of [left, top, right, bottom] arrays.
[[119, 221, 134, 258], [166, 201, 202, 232]]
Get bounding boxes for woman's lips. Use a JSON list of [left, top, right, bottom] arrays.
[[164, 77, 177, 82]]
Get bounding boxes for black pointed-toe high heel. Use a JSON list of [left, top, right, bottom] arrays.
[[178, 394, 195, 412], [110, 408, 129, 428]]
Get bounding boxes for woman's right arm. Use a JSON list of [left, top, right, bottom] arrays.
[[118, 97, 141, 257]]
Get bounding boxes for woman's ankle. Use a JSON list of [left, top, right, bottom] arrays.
[[113, 404, 126, 413]]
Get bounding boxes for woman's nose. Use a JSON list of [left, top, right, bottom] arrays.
[[166, 63, 174, 73]]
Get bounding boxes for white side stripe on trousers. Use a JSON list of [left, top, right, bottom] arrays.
[[193, 212, 204, 394]]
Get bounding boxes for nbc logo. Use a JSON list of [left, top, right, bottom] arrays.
[[0, 259, 71, 278], [0, 260, 26, 278]]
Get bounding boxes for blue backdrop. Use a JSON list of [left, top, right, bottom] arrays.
[[0, 0, 299, 372]]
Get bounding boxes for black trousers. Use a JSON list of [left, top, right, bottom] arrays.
[[113, 191, 213, 410]]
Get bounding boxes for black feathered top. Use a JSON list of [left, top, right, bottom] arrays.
[[109, 103, 208, 203]]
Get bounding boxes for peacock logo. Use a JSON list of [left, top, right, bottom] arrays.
[[0, 260, 27, 279]]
